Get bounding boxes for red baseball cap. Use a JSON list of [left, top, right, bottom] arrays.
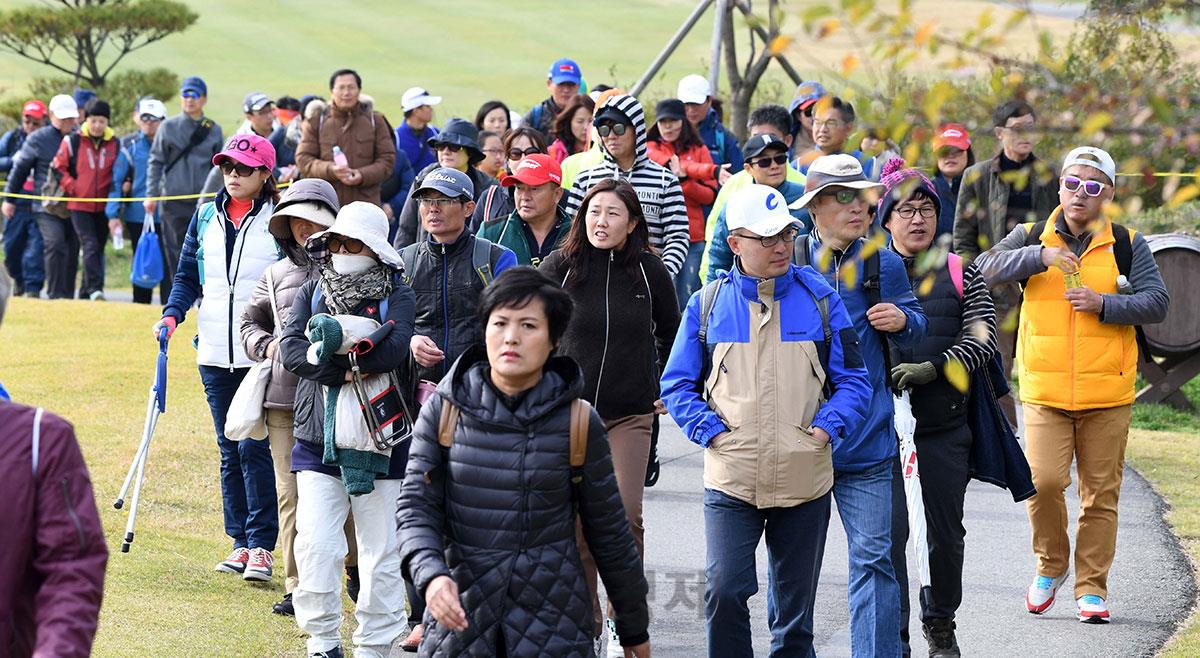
[[213, 134, 276, 172], [500, 154, 562, 187], [22, 100, 47, 119], [933, 123, 971, 152]]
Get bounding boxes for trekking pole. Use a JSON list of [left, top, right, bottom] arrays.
[[116, 328, 169, 552], [113, 387, 156, 509]]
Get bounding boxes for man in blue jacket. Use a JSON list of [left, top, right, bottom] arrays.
[[0, 100, 47, 297], [792, 153, 927, 657], [108, 98, 168, 304], [661, 184, 871, 658], [678, 74, 742, 194]]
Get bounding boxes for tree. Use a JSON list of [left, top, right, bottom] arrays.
[[718, 0, 802, 141], [0, 0, 197, 90]]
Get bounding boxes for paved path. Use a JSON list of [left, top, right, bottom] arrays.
[[637, 418, 1195, 657]]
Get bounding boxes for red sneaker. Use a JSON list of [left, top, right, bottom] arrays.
[[243, 547, 274, 582], [215, 547, 250, 574]]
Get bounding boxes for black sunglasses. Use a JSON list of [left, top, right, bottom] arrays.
[[750, 154, 789, 169], [218, 161, 262, 177], [435, 143, 464, 153], [596, 122, 629, 138], [507, 146, 542, 161], [327, 236, 366, 254]]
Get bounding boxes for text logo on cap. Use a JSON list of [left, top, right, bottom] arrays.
[[226, 137, 259, 153], [943, 129, 962, 137]]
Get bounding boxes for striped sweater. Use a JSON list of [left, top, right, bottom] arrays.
[[563, 94, 690, 277]]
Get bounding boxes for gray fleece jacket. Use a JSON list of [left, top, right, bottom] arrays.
[[974, 216, 1169, 327], [145, 113, 223, 199]]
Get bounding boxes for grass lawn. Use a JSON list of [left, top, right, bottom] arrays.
[[0, 298, 336, 656]]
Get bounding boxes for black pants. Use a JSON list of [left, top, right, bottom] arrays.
[[71, 210, 108, 298], [160, 199, 197, 299], [893, 423, 973, 649], [124, 220, 168, 304], [36, 212, 79, 299], [405, 575, 426, 626]]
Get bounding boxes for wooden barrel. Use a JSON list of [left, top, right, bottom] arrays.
[[1144, 233, 1200, 357]]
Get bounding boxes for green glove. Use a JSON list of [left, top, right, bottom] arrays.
[[891, 361, 937, 389]]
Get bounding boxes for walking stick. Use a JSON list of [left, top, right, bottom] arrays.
[[113, 328, 169, 553]]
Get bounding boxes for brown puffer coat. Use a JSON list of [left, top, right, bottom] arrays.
[[296, 101, 396, 206], [240, 247, 317, 409]]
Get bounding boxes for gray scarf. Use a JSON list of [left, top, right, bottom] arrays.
[[317, 265, 394, 315]]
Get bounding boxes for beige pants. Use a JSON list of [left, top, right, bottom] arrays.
[[1023, 402, 1131, 599], [266, 409, 357, 593], [577, 413, 653, 636]]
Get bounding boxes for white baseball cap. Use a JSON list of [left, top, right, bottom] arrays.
[[1061, 146, 1116, 185], [677, 74, 712, 104], [727, 184, 799, 237], [48, 94, 78, 120], [401, 87, 442, 112], [137, 98, 168, 120]]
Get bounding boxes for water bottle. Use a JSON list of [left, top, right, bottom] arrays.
[[332, 145, 349, 168], [1117, 274, 1134, 295], [112, 224, 124, 250]]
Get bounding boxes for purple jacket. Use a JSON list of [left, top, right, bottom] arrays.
[[0, 403, 107, 658]]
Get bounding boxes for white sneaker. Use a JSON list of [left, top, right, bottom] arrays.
[[1026, 573, 1068, 614], [1077, 595, 1111, 624], [605, 617, 624, 657]]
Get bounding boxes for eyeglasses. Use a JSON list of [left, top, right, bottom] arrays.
[[894, 205, 937, 219], [732, 226, 799, 248], [750, 154, 789, 169], [1003, 123, 1037, 135], [1061, 175, 1108, 197], [327, 236, 365, 254], [596, 122, 629, 138], [435, 143, 463, 153], [483, 147, 505, 156], [219, 161, 261, 177], [819, 188, 862, 205], [507, 146, 542, 160], [417, 197, 464, 208], [812, 119, 844, 130]]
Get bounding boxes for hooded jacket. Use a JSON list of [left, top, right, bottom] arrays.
[[0, 403, 107, 658], [4, 124, 73, 215], [53, 124, 120, 213], [563, 95, 690, 277], [397, 348, 650, 657]]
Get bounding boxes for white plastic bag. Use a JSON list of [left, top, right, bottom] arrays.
[[894, 390, 930, 588], [225, 359, 272, 441], [331, 372, 394, 454]]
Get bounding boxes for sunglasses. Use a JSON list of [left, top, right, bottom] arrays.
[[219, 161, 262, 177], [139, 114, 163, 123], [181, 91, 201, 99], [732, 226, 800, 248], [596, 122, 629, 138], [750, 154, 789, 169], [507, 146, 542, 161], [1061, 175, 1108, 197], [819, 188, 862, 205], [327, 236, 366, 254], [435, 143, 464, 153]]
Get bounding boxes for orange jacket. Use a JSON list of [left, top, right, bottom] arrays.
[[645, 139, 716, 241]]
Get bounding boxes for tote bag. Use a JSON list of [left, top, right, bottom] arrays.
[[225, 268, 279, 441], [130, 216, 164, 289]]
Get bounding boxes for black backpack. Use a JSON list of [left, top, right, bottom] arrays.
[[1022, 219, 1151, 362]]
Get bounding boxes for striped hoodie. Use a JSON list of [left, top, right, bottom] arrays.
[[563, 94, 690, 277]]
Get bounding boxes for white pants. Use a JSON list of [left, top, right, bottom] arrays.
[[294, 471, 405, 658]]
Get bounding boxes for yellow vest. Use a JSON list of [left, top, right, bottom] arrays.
[[1018, 208, 1138, 410]]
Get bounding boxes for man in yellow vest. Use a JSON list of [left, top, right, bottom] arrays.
[[975, 146, 1168, 625]]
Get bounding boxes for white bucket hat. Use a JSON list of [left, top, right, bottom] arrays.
[[307, 202, 404, 270]]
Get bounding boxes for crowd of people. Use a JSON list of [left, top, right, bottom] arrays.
[[0, 55, 1172, 658]]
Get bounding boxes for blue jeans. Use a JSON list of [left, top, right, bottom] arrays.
[[675, 240, 705, 309], [3, 206, 44, 294], [199, 365, 278, 551], [704, 488, 831, 658], [833, 459, 902, 658]]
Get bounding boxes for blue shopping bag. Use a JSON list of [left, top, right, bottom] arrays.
[[130, 218, 164, 289]]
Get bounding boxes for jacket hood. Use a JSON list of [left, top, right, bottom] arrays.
[[596, 94, 648, 169], [439, 344, 585, 428]]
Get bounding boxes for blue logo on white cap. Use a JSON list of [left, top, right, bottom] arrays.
[[766, 192, 780, 211]]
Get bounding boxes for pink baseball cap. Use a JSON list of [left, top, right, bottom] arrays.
[[213, 134, 276, 171]]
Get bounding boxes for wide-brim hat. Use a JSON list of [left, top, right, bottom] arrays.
[[791, 153, 883, 209], [428, 118, 485, 165], [269, 178, 340, 240], [307, 202, 404, 270]]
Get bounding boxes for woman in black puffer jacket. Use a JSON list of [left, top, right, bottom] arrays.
[[397, 267, 650, 658]]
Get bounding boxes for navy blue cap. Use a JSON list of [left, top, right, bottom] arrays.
[[415, 167, 475, 200], [73, 88, 96, 109], [181, 76, 208, 96]]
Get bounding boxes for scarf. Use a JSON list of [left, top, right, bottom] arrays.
[[317, 264, 394, 315]]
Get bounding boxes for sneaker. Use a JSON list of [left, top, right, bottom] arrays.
[[1077, 594, 1111, 624], [215, 547, 250, 574], [309, 647, 343, 658], [346, 566, 360, 603], [1026, 573, 1068, 614], [272, 592, 294, 616], [922, 618, 960, 657], [89, 290, 105, 301], [243, 547, 274, 581], [399, 623, 423, 653], [605, 618, 624, 658]]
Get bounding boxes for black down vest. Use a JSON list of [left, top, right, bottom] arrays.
[[402, 233, 507, 383], [891, 257, 969, 433], [397, 348, 650, 657]]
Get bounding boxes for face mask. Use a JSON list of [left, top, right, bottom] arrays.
[[330, 253, 377, 275]]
